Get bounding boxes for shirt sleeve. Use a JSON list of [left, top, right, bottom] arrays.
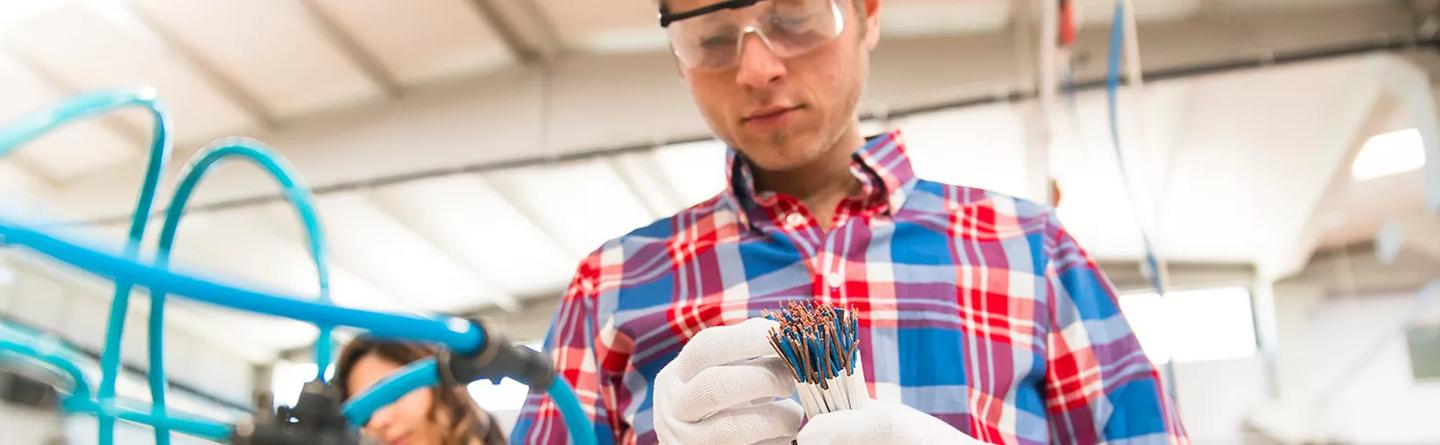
[[1041, 213, 1189, 444], [511, 252, 627, 445]]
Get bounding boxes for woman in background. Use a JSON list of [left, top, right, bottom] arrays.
[[335, 338, 506, 445]]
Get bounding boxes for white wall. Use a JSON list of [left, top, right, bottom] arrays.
[[0, 402, 63, 444], [1252, 283, 1440, 444], [1172, 356, 1270, 445]]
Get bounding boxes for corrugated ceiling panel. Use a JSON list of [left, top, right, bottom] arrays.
[[130, 0, 382, 118], [300, 194, 511, 312], [486, 159, 653, 259], [536, 0, 663, 53], [5, 2, 256, 144], [309, 0, 512, 86], [368, 175, 575, 298], [0, 49, 135, 183], [883, 0, 1012, 37], [651, 140, 728, 208]]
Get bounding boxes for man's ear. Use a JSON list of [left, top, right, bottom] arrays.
[[862, 0, 881, 50]]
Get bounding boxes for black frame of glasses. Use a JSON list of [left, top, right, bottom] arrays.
[[659, 0, 764, 27]]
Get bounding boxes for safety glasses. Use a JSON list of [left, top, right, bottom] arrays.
[[659, 0, 847, 71]]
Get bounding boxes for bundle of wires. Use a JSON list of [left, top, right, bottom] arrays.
[[764, 302, 862, 417]]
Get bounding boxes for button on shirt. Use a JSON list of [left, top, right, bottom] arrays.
[[512, 131, 1188, 445]]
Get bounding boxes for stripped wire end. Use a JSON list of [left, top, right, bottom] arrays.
[[763, 302, 862, 417]]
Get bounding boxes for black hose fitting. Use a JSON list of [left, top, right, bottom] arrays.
[[232, 379, 369, 445], [439, 319, 554, 390]]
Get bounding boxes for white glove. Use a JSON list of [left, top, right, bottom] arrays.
[[796, 399, 986, 445], [654, 318, 803, 445]]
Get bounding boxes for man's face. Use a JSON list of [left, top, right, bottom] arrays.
[[669, 0, 880, 172]]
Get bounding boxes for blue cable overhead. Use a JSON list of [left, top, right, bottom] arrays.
[[1105, 1, 1167, 295]]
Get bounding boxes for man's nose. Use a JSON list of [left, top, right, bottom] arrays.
[[734, 32, 787, 88]]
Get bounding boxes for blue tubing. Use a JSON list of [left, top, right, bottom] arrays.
[[341, 358, 599, 445], [0, 87, 173, 445], [341, 358, 440, 426], [147, 139, 335, 444], [0, 326, 231, 442], [548, 378, 598, 445], [0, 327, 93, 403], [72, 399, 233, 442], [0, 219, 483, 353]]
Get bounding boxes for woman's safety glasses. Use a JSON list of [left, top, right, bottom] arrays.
[[660, 0, 847, 71]]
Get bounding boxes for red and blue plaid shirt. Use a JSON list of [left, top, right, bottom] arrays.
[[513, 131, 1187, 444]]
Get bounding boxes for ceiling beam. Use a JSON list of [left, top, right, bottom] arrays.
[[466, 0, 563, 64], [296, 0, 403, 98], [105, 1, 280, 130]]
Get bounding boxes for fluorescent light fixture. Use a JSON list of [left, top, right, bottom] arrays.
[[1352, 128, 1427, 180]]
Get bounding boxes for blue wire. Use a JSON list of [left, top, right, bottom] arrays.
[[1105, 1, 1167, 296], [547, 377, 600, 445], [1, 90, 599, 445], [0, 87, 173, 445], [0, 219, 484, 353], [341, 358, 440, 426], [147, 140, 335, 444], [77, 398, 233, 441], [0, 325, 232, 441], [0, 325, 94, 403]]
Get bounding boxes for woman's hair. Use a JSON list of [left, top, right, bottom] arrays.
[[334, 338, 506, 445]]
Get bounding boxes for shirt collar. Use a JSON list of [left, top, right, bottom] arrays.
[[724, 130, 916, 230]]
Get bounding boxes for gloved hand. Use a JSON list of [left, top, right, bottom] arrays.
[[796, 398, 987, 445], [654, 318, 802, 445]]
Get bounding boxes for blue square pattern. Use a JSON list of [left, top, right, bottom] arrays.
[[1058, 267, 1120, 321], [896, 326, 967, 386], [891, 221, 954, 266]]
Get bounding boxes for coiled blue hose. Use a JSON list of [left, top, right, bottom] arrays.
[[148, 139, 334, 444], [0, 88, 173, 445], [0, 89, 598, 445], [341, 358, 440, 426], [0, 323, 232, 441]]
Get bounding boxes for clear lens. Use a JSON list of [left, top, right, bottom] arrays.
[[667, 0, 844, 71]]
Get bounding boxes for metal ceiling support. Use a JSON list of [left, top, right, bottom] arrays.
[[109, 1, 279, 130], [66, 36, 1440, 227], [296, 0, 403, 98], [466, 0, 563, 64]]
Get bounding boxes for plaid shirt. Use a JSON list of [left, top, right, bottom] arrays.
[[513, 131, 1187, 445]]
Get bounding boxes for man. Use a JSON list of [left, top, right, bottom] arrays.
[[513, 0, 1187, 443]]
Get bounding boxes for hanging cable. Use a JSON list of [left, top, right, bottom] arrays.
[[147, 138, 334, 444], [0, 89, 601, 445], [0, 88, 173, 445]]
